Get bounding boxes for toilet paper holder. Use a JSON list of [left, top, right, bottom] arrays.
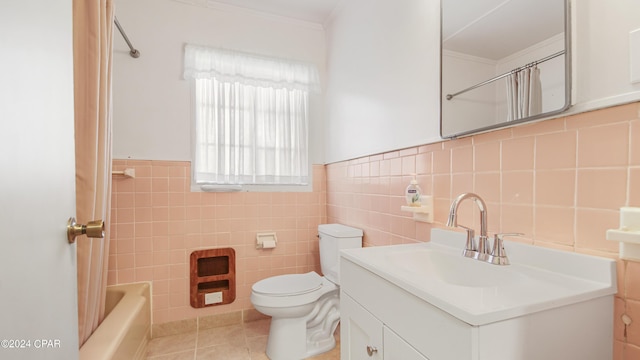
[[256, 232, 277, 249]]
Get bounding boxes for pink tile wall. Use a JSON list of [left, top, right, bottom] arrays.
[[109, 102, 640, 357], [326, 102, 640, 359], [109, 162, 326, 324]]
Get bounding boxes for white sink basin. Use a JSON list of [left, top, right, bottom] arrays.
[[386, 247, 523, 288], [340, 228, 617, 325]]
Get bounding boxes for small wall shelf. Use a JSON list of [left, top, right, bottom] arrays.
[[111, 168, 136, 178], [607, 207, 640, 261], [401, 195, 434, 223]]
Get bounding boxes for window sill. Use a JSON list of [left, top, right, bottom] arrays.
[[191, 183, 312, 193]]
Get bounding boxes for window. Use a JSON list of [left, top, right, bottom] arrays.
[[183, 45, 320, 191]]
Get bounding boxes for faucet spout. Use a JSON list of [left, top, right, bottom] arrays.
[[446, 211, 457, 228], [447, 193, 490, 258], [447, 192, 488, 237]]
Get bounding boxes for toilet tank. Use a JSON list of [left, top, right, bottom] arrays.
[[318, 224, 363, 285]]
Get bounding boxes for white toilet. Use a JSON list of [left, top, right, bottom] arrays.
[[250, 224, 363, 360]]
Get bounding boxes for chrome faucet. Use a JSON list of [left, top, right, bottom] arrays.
[[447, 193, 522, 265], [446, 193, 490, 261]]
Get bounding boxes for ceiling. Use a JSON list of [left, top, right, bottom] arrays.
[[202, 0, 341, 24], [177, 0, 565, 60]]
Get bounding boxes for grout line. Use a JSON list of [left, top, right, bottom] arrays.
[[572, 127, 579, 250], [192, 320, 198, 360], [628, 121, 633, 207], [531, 134, 537, 241]]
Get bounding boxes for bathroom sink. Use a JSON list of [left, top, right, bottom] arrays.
[[340, 228, 617, 325], [386, 248, 523, 288]]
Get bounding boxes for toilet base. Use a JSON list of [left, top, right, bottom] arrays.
[[305, 325, 338, 358], [264, 292, 340, 360]]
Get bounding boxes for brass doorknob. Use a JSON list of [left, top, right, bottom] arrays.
[[67, 217, 104, 243]]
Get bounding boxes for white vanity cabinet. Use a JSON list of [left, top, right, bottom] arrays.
[[341, 293, 383, 359], [383, 325, 428, 360], [341, 292, 428, 360], [340, 259, 472, 360], [340, 294, 428, 360], [340, 248, 615, 360]]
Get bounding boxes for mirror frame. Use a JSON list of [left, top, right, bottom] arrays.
[[440, 0, 572, 139]]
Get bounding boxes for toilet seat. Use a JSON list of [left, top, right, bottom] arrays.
[[252, 272, 323, 297], [250, 272, 338, 309]]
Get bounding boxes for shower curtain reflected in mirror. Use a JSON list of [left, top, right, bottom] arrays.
[[506, 66, 542, 122], [73, 0, 113, 346]]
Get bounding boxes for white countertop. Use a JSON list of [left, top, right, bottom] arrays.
[[340, 228, 617, 326]]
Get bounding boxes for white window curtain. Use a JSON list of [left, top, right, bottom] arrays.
[[183, 45, 320, 186]]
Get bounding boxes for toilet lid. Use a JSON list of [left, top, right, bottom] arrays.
[[252, 272, 323, 296]]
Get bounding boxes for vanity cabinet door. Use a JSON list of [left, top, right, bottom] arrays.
[[384, 327, 429, 360], [341, 293, 383, 360]]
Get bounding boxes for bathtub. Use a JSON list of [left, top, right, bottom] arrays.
[[79, 282, 151, 360]]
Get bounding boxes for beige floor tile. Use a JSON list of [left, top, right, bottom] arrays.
[[249, 353, 270, 360], [197, 324, 247, 349], [246, 335, 268, 354], [196, 343, 251, 360], [145, 319, 340, 360], [147, 349, 196, 360], [244, 319, 271, 338], [147, 331, 197, 358]]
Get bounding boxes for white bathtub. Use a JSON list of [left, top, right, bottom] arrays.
[[79, 282, 151, 360]]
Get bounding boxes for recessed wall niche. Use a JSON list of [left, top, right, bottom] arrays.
[[190, 248, 236, 308]]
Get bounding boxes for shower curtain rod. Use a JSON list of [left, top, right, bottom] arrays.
[[446, 50, 565, 100], [114, 16, 140, 58]]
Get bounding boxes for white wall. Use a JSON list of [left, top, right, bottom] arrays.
[[324, 0, 441, 164], [112, 0, 326, 163], [570, 0, 640, 113], [325, 0, 640, 162], [114, 0, 640, 164]]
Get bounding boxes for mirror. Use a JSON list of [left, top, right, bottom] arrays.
[[441, 0, 571, 138]]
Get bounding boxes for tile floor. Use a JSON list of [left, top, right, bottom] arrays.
[[146, 319, 340, 360]]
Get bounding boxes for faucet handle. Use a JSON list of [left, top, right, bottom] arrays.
[[457, 225, 477, 257], [489, 233, 523, 265]]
